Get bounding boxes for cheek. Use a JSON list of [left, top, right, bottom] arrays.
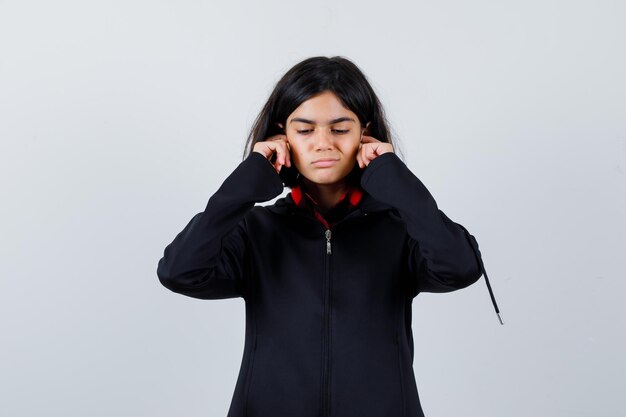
[[342, 140, 362, 156], [289, 149, 307, 170]]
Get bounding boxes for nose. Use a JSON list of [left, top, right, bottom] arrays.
[[313, 129, 333, 151]]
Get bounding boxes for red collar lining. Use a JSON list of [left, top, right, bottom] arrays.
[[290, 184, 363, 229], [291, 185, 363, 210]]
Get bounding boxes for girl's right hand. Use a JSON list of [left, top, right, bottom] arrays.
[[253, 135, 292, 173]]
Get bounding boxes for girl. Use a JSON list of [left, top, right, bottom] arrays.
[[157, 56, 502, 417]]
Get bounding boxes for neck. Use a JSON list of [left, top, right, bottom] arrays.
[[301, 178, 349, 214]]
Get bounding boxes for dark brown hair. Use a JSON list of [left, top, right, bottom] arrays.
[[242, 55, 402, 188]]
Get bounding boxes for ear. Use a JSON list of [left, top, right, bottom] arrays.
[[277, 122, 284, 131]]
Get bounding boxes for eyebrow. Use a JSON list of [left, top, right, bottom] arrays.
[[289, 117, 356, 125]]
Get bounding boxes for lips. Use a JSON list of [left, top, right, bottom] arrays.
[[312, 158, 339, 167]]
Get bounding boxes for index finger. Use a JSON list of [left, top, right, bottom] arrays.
[[360, 135, 380, 143], [267, 134, 286, 142]]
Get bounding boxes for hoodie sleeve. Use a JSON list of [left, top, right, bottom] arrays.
[[156, 152, 284, 300], [360, 151, 483, 297]]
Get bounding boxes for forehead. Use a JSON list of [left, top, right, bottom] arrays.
[[287, 91, 357, 124]]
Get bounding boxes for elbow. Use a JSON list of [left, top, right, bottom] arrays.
[[436, 269, 481, 291], [156, 259, 238, 300], [418, 260, 482, 293], [455, 261, 483, 289], [446, 231, 484, 289], [156, 257, 180, 291], [445, 253, 483, 289]]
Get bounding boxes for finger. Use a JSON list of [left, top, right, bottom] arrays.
[[269, 134, 285, 142], [265, 143, 277, 161], [275, 143, 288, 170], [279, 147, 285, 166], [361, 135, 380, 143], [281, 142, 289, 166], [268, 144, 282, 172], [362, 145, 375, 166], [274, 153, 281, 172], [365, 145, 378, 163], [361, 146, 369, 167], [358, 147, 367, 168]]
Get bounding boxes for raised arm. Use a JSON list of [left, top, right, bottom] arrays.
[[156, 151, 284, 300], [360, 152, 483, 297]]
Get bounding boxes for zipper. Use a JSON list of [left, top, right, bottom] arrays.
[[322, 227, 332, 416], [290, 210, 368, 416], [325, 229, 332, 254]]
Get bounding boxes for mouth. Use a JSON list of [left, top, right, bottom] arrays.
[[312, 158, 339, 167]]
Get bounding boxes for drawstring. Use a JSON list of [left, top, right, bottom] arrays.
[[474, 244, 504, 325], [461, 226, 504, 325]]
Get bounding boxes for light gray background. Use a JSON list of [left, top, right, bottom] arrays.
[[1, 1, 624, 416]]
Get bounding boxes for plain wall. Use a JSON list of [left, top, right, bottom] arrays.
[[1, 0, 624, 416]]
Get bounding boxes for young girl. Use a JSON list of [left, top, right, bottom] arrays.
[[157, 56, 502, 417]]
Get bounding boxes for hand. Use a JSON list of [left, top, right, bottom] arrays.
[[253, 135, 292, 174], [356, 135, 394, 168]]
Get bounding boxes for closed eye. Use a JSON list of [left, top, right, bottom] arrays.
[[297, 129, 350, 134]]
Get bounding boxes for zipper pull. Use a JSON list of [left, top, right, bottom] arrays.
[[325, 229, 332, 255]]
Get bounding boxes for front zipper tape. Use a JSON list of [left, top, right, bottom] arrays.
[[325, 229, 332, 254]]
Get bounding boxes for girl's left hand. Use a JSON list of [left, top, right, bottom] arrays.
[[356, 135, 394, 168]]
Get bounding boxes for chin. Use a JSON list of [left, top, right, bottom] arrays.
[[309, 174, 346, 185]]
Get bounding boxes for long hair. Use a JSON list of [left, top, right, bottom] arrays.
[[242, 56, 402, 188]]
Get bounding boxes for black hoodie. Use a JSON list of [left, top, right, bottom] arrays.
[[157, 151, 502, 417]]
